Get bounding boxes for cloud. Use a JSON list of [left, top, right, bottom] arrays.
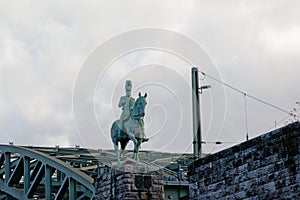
[[0, 1, 299, 154]]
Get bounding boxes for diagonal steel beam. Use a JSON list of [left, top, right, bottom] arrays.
[[7, 157, 24, 186], [0, 145, 95, 199], [55, 176, 68, 200], [4, 152, 11, 184], [30, 161, 42, 182], [26, 164, 44, 198], [0, 145, 94, 189], [0, 179, 24, 200], [0, 153, 4, 167]]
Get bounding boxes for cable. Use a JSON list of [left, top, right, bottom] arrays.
[[265, 115, 290, 132], [244, 94, 249, 141], [195, 70, 298, 154], [202, 141, 240, 144], [199, 71, 298, 117]]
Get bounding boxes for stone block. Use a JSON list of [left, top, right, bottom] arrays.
[[95, 164, 164, 200], [189, 122, 300, 199]]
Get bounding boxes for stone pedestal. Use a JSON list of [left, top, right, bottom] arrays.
[[95, 163, 164, 200]]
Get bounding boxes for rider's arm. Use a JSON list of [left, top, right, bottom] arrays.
[[118, 96, 125, 108]]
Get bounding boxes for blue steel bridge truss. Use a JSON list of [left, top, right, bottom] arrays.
[[0, 145, 97, 199], [0, 145, 192, 199]]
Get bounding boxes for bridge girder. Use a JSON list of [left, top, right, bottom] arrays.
[[0, 145, 95, 199]]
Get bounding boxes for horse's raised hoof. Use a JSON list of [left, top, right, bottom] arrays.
[[142, 137, 149, 142]]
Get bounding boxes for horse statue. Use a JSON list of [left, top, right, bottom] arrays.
[[111, 92, 148, 166]]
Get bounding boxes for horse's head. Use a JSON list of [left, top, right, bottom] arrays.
[[132, 92, 147, 118]]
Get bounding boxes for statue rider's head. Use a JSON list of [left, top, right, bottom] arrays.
[[125, 80, 132, 97]]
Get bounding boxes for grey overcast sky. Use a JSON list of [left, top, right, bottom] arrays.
[[0, 1, 299, 154]]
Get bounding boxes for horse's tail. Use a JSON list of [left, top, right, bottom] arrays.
[[111, 120, 119, 141], [111, 120, 130, 151]]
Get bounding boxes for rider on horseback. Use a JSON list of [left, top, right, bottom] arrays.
[[117, 80, 148, 142], [117, 80, 135, 138]]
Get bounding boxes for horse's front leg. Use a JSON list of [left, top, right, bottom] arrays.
[[120, 149, 125, 160], [127, 132, 138, 162], [136, 139, 142, 164], [113, 139, 121, 167]]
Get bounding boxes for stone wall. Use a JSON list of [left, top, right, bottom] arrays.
[[189, 122, 300, 199], [95, 164, 164, 199]]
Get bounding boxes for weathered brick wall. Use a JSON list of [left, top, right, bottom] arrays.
[[189, 122, 300, 199], [95, 164, 164, 199]]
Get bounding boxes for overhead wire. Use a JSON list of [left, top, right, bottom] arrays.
[[199, 71, 298, 117], [265, 115, 290, 133], [202, 141, 241, 144], [198, 70, 299, 154]]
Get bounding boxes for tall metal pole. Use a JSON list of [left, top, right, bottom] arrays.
[[191, 67, 202, 159]]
